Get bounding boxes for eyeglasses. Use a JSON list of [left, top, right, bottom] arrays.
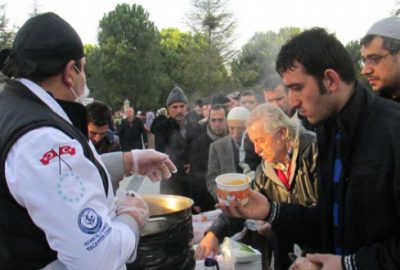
[[360, 49, 400, 68]]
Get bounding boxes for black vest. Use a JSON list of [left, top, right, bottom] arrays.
[[0, 81, 109, 269]]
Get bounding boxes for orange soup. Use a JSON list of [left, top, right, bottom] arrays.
[[226, 179, 247, 185]]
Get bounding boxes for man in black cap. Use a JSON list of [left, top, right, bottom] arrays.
[[0, 13, 176, 269]]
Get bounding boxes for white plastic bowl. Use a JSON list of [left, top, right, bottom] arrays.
[[215, 173, 250, 205]]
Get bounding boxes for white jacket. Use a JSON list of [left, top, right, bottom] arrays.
[[5, 79, 138, 270]]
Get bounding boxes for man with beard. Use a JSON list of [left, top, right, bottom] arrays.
[[189, 104, 228, 213], [263, 73, 292, 116], [217, 28, 400, 270], [155, 86, 191, 196], [263, 73, 314, 131], [361, 16, 400, 101]]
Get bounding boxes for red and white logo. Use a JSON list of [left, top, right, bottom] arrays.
[[59, 146, 76, 156], [39, 146, 76, 165], [40, 149, 58, 165]]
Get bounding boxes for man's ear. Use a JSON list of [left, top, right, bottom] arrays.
[[277, 127, 287, 141], [63, 60, 76, 88], [323, 69, 341, 93]]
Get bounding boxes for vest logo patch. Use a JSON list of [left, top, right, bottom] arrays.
[[78, 207, 103, 235], [40, 146, 76, 165], [57, 172, 85, 203]]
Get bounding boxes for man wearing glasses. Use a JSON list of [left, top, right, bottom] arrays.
[[360, 17, 400, 101]]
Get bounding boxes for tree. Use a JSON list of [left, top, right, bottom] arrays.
[[29, 0, 40, 17], [391, 1, 400, 15], [0, 4, 15, 50], [86, 4, 165, 111], [186, 0, 237, 64], [345, 40, 370, 87], [231, 27, 301, 88], [160, 28, 230, 100]]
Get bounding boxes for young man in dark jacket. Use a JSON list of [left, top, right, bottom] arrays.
[[87, 101, 120, 154], [217, 28, 400, 270]]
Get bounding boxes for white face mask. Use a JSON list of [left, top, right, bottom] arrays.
[[72, 65, 90, 105], [72, 83, 90, 104]]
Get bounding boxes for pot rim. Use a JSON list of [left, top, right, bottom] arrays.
[[142, 194, 194, 217]]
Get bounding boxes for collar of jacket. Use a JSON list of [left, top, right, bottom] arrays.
[[319, 81, 374, 163], [55, 98, 88, 140], [262, 127, 303, 188]]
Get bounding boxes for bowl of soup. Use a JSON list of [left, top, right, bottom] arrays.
[[215, 173, 251, 205]]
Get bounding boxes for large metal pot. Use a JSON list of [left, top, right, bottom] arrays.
[[141, 194, 194, 236], [127, 195, 195, 270]]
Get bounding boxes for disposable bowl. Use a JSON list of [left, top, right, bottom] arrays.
[[215, 173, 250, 206]]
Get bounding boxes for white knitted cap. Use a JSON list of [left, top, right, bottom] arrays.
[[227, 106, 250, 121], [366, 16, 400, 40]]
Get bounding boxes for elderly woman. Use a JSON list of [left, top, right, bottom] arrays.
[[196, 103, 318, 269]]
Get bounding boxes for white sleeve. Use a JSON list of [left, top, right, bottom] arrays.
[[100, 152, 125, 193], [5, 127, 138, 270]]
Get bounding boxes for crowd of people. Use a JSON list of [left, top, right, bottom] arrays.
[[1, 11, 400, 270]]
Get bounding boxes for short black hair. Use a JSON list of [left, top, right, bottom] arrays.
[[211, 94, 230, 105], [194, 99, 203, 106], [2, 58, 82, 82], [87, 101, 112, 127], [263, 73, 285, 92], [240, 89, 257, 98], [276, 28, 355, 85], [209, 103, 227, 116]]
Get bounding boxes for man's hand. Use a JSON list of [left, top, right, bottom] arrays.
[[307, 253, 342, 270], [257, 221, 271, 236], [195, 232, 219, 260], [289, 256, 321, 270], [216, 190, 270, 220], [116, 192, 149, 228], [125, 149, 177, 182]]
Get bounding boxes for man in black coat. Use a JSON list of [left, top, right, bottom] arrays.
[[189, 104, 228, 212], [218, 28, 400, 270], [155, 86, 192, 197], [118, 107, 147, 151]]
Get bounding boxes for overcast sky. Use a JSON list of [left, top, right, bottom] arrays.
[[3, 0, 398, 49]]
